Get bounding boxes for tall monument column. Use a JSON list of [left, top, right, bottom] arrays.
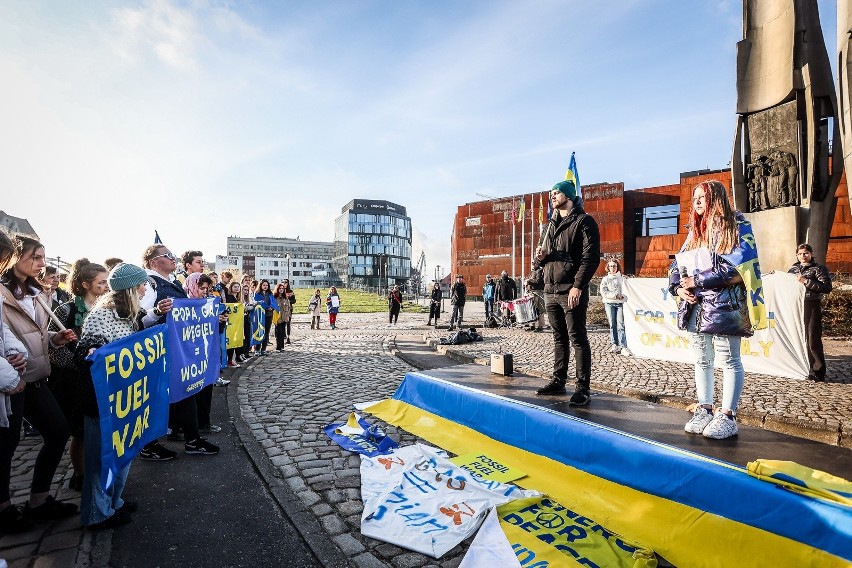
[[731, 0, 842, 273]]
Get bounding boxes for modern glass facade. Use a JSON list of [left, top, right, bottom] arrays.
[[332, 200, 412, 289]]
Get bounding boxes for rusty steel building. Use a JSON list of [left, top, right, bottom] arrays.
[[451, 169, 851, 291]]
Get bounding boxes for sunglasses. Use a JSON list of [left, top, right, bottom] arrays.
[[152, 252, 177, 261]]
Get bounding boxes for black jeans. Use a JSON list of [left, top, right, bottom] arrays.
[[545, 289, 592, 391], [196, 385, 213, 429], [275, 321, 290, 349], [241, 314, 252, 358], [804, 300, 826, 380], [0, 383, 70, 501], [389, 306, 400, 324], [260, 310, 273, 352]]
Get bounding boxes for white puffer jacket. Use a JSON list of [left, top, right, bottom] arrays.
[[0, 297, 27, 427]]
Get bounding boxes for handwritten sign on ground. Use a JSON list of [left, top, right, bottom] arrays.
[[450, 452, 526, 484], [166, 298, 221, 402], [89, 324, 169, 489]]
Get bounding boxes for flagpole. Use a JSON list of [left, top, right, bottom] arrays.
[[511, 198, 516, 280], [521, 194, 526, 283]]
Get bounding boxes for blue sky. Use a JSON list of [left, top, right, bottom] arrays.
[[0, 0, 839, 278]]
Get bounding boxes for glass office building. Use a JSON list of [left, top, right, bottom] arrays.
[[333, 199, 412, 290]]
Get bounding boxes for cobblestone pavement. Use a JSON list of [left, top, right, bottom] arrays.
[[0, 436, 79, 567], [236, 307, 852, 567]]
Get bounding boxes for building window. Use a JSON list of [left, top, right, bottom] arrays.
[[635, 205, 680, 236]]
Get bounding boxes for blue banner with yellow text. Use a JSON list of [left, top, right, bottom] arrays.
[[89, 324, 169, 489], [166, 298, 221, 403]]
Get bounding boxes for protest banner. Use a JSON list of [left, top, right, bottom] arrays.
[[89, 324, 169, 489], [224, 302, 244, 348], [166, 297, 221, 403], [360, 444, 537, 558], [323, 413, 398, 456], [250, 304, 265, 347], [623, 273, 809, 379], [449, 452, 526, 484]]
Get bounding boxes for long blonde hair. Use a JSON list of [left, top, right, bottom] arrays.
[[683, 180, 739, 255], [94, 288, 142, 329]]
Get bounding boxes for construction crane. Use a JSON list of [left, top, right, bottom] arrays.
[[411, 251, 426, 299], [475, 192, 500, 201]]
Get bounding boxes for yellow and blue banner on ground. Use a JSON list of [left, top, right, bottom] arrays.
[[364, 371, 852, 567]]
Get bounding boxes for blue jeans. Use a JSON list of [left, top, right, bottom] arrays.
[[81, 416, 130, 526], [220, 330, 227, 368], [688, 309, 744, 413], [604, 303, 626, 348]]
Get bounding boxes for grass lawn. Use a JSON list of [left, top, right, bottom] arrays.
[[292, 288, 423, 313]]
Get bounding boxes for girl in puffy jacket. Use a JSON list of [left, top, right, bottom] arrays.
[[668, 180, 760, 440]]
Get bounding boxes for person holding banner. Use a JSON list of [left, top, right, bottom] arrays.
[[669, 180, 765, 440], [240, 281, 254, 360], [326, 287, 341, 329], [0, 235, 79, 528], [225, 281, 244, 366], [788, 244, 832, 382], [185, 273, 223, 433], [600, 259, 631, 356], [253, 279, 277, 354], [48, 258, 109, 492], [74, 263, 151, 529], [534, 180, 601, 406]]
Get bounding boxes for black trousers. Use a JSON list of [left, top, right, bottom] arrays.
[[260, 310, 273, 352], [545, 289, 592, 391], [804, 300, 826, 380], [389, 306, 400, 323], [275, 321, 290, 349], [428, 303, 440, 321], [241, 314, 252, 358], [196, 385, 213, 429], [0, 384, 70, 501]]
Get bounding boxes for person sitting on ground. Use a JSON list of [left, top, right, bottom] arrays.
[[788, 243, 832, 382]]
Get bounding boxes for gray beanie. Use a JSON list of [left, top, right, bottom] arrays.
[[108, 263, 148, 292]]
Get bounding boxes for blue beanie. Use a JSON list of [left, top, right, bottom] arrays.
[[552, 180, 576, 199], [108, 263, 148, 292]]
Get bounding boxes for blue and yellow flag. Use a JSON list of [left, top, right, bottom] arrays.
[[720, 214, 768, 331], [747, 460, 852, 506], [250, 304, 265, 346], [565, 152, 581, 199]]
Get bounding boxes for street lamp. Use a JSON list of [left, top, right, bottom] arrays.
[[286, 253, 291, 282]]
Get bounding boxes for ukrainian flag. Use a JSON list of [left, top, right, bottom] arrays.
[[566, 152, 582, 199]]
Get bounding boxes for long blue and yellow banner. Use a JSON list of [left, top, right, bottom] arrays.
[[364, 371, 852, 567]]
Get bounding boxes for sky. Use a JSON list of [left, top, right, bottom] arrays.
[[0, 0, 839, 279]]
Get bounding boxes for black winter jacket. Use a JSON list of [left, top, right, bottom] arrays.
[[788, 262, 832, 302], [495, 276, 517, 302], [535, 206, 601, 294]]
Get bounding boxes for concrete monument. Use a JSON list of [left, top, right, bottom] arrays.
[[731, 0, 842, 273]]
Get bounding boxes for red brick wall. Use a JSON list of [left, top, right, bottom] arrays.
[[828, 173, 852, 273], [582, 183, 624, 275]]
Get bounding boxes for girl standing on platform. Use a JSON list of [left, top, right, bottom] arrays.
[[600, 259, 630, 356], [668, 180, 762, 440]]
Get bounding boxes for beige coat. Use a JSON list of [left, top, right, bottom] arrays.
[[0, 284, 56, 383]]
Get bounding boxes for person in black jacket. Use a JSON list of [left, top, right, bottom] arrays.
[[788, 243, 832, 381], [427, 282, 442, 326], [495, 271, 517, 322], [448, 275, 467, 331], [533, 180, 601, 405]]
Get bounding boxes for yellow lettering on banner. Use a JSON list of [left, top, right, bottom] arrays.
[[665, 335, 689, 349], [759, 340, 772, 357], [118, 348, 133, 379], [105, 353, 117, 379], [113, 423, 129, 458], [640, 333, 662, 346]]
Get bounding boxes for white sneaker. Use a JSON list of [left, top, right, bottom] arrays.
[[609, 345, 620, 353], [684, 406, 714, 434], [215, 377, 231, 387], [702, 413, 738, 439], [620, 347, 633, 357]]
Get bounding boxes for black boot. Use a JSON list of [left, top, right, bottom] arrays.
[[536, 379, 567, 396]]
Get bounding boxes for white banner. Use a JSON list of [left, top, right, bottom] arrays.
[[360, 444, 537, 559], [623, 273, 808, 380], [458, 508, 522, 568]]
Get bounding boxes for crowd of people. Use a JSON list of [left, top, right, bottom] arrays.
[[0, 237, 349, 533], [0, 177, 835, 537]]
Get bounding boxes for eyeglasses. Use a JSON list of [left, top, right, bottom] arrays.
[[152, 252, 176, 261]]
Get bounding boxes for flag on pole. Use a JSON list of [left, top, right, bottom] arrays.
[[547, 194, 553, 221], [154, 230, 162, 244], [565, 152, 582, 198], [539, 193, 545, 225], [517, 197, 525, 224], [511, 198, 516, 223]]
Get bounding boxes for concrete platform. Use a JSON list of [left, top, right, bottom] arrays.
[[420, 362, 852, 479]]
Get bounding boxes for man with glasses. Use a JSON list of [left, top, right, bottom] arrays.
[[533, 180, 600, 406]]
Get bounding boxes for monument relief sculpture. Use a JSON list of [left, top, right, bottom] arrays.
[[731, 0, 842, 272]]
